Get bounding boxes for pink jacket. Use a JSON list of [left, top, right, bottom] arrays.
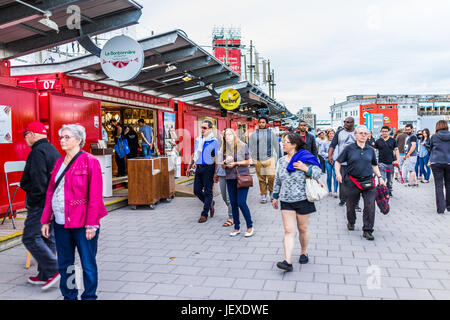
[[41, 152, 107, 229]]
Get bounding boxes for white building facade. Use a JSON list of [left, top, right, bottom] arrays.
[[330, 95, 450, 133]]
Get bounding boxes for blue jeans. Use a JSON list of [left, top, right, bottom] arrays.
[[142, 144, 152, 158], [54, 223, 99, 300], [417, 155, 431, 180], [324, 161, 338, 193], [226, 179, 252, 230]]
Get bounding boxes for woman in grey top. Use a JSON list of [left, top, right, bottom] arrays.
[[272, 133, 322, 271], [214, 130, 234, 227]]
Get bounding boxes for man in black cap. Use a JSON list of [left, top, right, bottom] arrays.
[[20, 121, 61, 289]]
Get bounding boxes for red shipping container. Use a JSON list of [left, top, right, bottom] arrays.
[[0, 84, 38, 216]]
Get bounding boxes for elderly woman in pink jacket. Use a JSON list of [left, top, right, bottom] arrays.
[[41, 124, 107, 300]]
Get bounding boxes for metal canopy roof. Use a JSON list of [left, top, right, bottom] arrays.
[[10, 27, 298, 124], [11, 29, 241, 98], [0, 0, 142, 59], [178, 81, 291, 119]]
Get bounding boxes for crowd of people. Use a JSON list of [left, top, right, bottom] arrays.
[[187, 116, 450, 272], [15, 116, 450, 300]]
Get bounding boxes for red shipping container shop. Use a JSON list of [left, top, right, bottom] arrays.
[[360, 103, 399, 131], [0, 72, 257, 216], [0, 83, 38, 217]]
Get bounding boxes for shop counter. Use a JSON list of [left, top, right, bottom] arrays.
[[127, 156, 175, 209]]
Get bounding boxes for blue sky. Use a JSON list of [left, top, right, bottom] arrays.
[[137, 0, 450, 119]]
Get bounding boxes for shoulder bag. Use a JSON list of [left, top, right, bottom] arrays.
[[235, 166, 253, 188], [305, 177, 328, 202]]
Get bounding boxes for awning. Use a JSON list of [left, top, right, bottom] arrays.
[[0, 0, 142, 59], [11, 29, 241, 98], [10, 27, 298, 123]]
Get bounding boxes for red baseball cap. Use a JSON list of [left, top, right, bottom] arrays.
[[20, 121, 48, 135]]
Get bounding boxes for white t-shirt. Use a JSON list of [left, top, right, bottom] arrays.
[[52, 163, 67, 225]]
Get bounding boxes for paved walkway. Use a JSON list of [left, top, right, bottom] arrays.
[[0, 175, 449, 300]]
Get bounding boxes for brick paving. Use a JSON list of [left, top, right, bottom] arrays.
[[0, 175, 449, 300]]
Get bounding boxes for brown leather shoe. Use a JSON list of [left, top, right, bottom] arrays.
[[198, 216, 207, 223], [209, 200, 215, 217]]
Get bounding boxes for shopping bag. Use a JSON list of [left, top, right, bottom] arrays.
[[375, 184, 390, 215], [114, 138, 130, 159], [305, 178, 328, 202]]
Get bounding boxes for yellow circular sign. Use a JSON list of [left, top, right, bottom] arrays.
[[220, 88, 241, 110]]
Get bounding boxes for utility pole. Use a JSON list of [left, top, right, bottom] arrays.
[[242, 52, 247, 81], [270, 69, 275, 98], [249, 40, 253, 84], [267, 59, 271, 97]]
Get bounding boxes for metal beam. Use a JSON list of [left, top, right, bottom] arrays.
[[0, 0, 88, 28], [170, 78, 239, 99], [2, 7, 142, 59], [189, 65, 224, 78], [152, 71, 234, 93], [178, 81, 250, 102], [132, 56, 211, 85]]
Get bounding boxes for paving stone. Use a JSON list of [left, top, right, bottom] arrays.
[[148, 283, 185, 296], [430, 290, 450, 300], [295, 281, 328, 294], [203, 276, 235, 288], [314, 273, 345, 284], [232, 278, 265, 290], [177, 286, 215, 299], [395, 288, 433, 300], [311, 294, 346, 300], [263, 280, 296, 292], [243, 290, 278, 300], [329, 284, 362, 296], [123, 293, 159, 300], [278, 292, 312, 300], [362, 287, 398, 299], [408, 278, 444, 290], [209, 288, 246, 300], [118, 282, 156, 294]]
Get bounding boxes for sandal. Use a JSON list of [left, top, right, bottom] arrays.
[[223, 219, 234, 227]]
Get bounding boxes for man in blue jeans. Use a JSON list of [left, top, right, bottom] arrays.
[[138, 118, 153, 157], [188, 120, 219, 223]]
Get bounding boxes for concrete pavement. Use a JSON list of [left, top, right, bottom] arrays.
[[0, 175, 449, 300]]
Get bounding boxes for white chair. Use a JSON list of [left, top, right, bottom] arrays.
[[3, 161, 26, 229]]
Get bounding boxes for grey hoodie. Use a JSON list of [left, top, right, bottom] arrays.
[[429, 130, 450, 164]]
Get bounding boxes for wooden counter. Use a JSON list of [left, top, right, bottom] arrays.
[[127, 156, 175, 209], [127, 157, 161, 208]]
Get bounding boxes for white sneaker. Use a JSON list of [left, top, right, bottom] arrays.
[[245, 228, 255, 237], [230, 230, 241, 237], [260, 195, 267, 203]]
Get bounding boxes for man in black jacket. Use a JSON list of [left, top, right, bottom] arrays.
[[297, 120, 318, 157], [20, 121, 61, 290]]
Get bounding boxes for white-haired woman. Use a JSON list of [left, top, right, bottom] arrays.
[[41, 124, 107, 300]]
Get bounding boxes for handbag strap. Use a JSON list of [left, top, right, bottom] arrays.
[[54, 151, 84, 191]]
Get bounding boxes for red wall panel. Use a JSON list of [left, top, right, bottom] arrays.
[[48, 93, 101, 154], [0, 85, 38, 215]]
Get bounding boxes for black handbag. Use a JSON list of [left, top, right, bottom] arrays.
[[349, 175, 375, 191]]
